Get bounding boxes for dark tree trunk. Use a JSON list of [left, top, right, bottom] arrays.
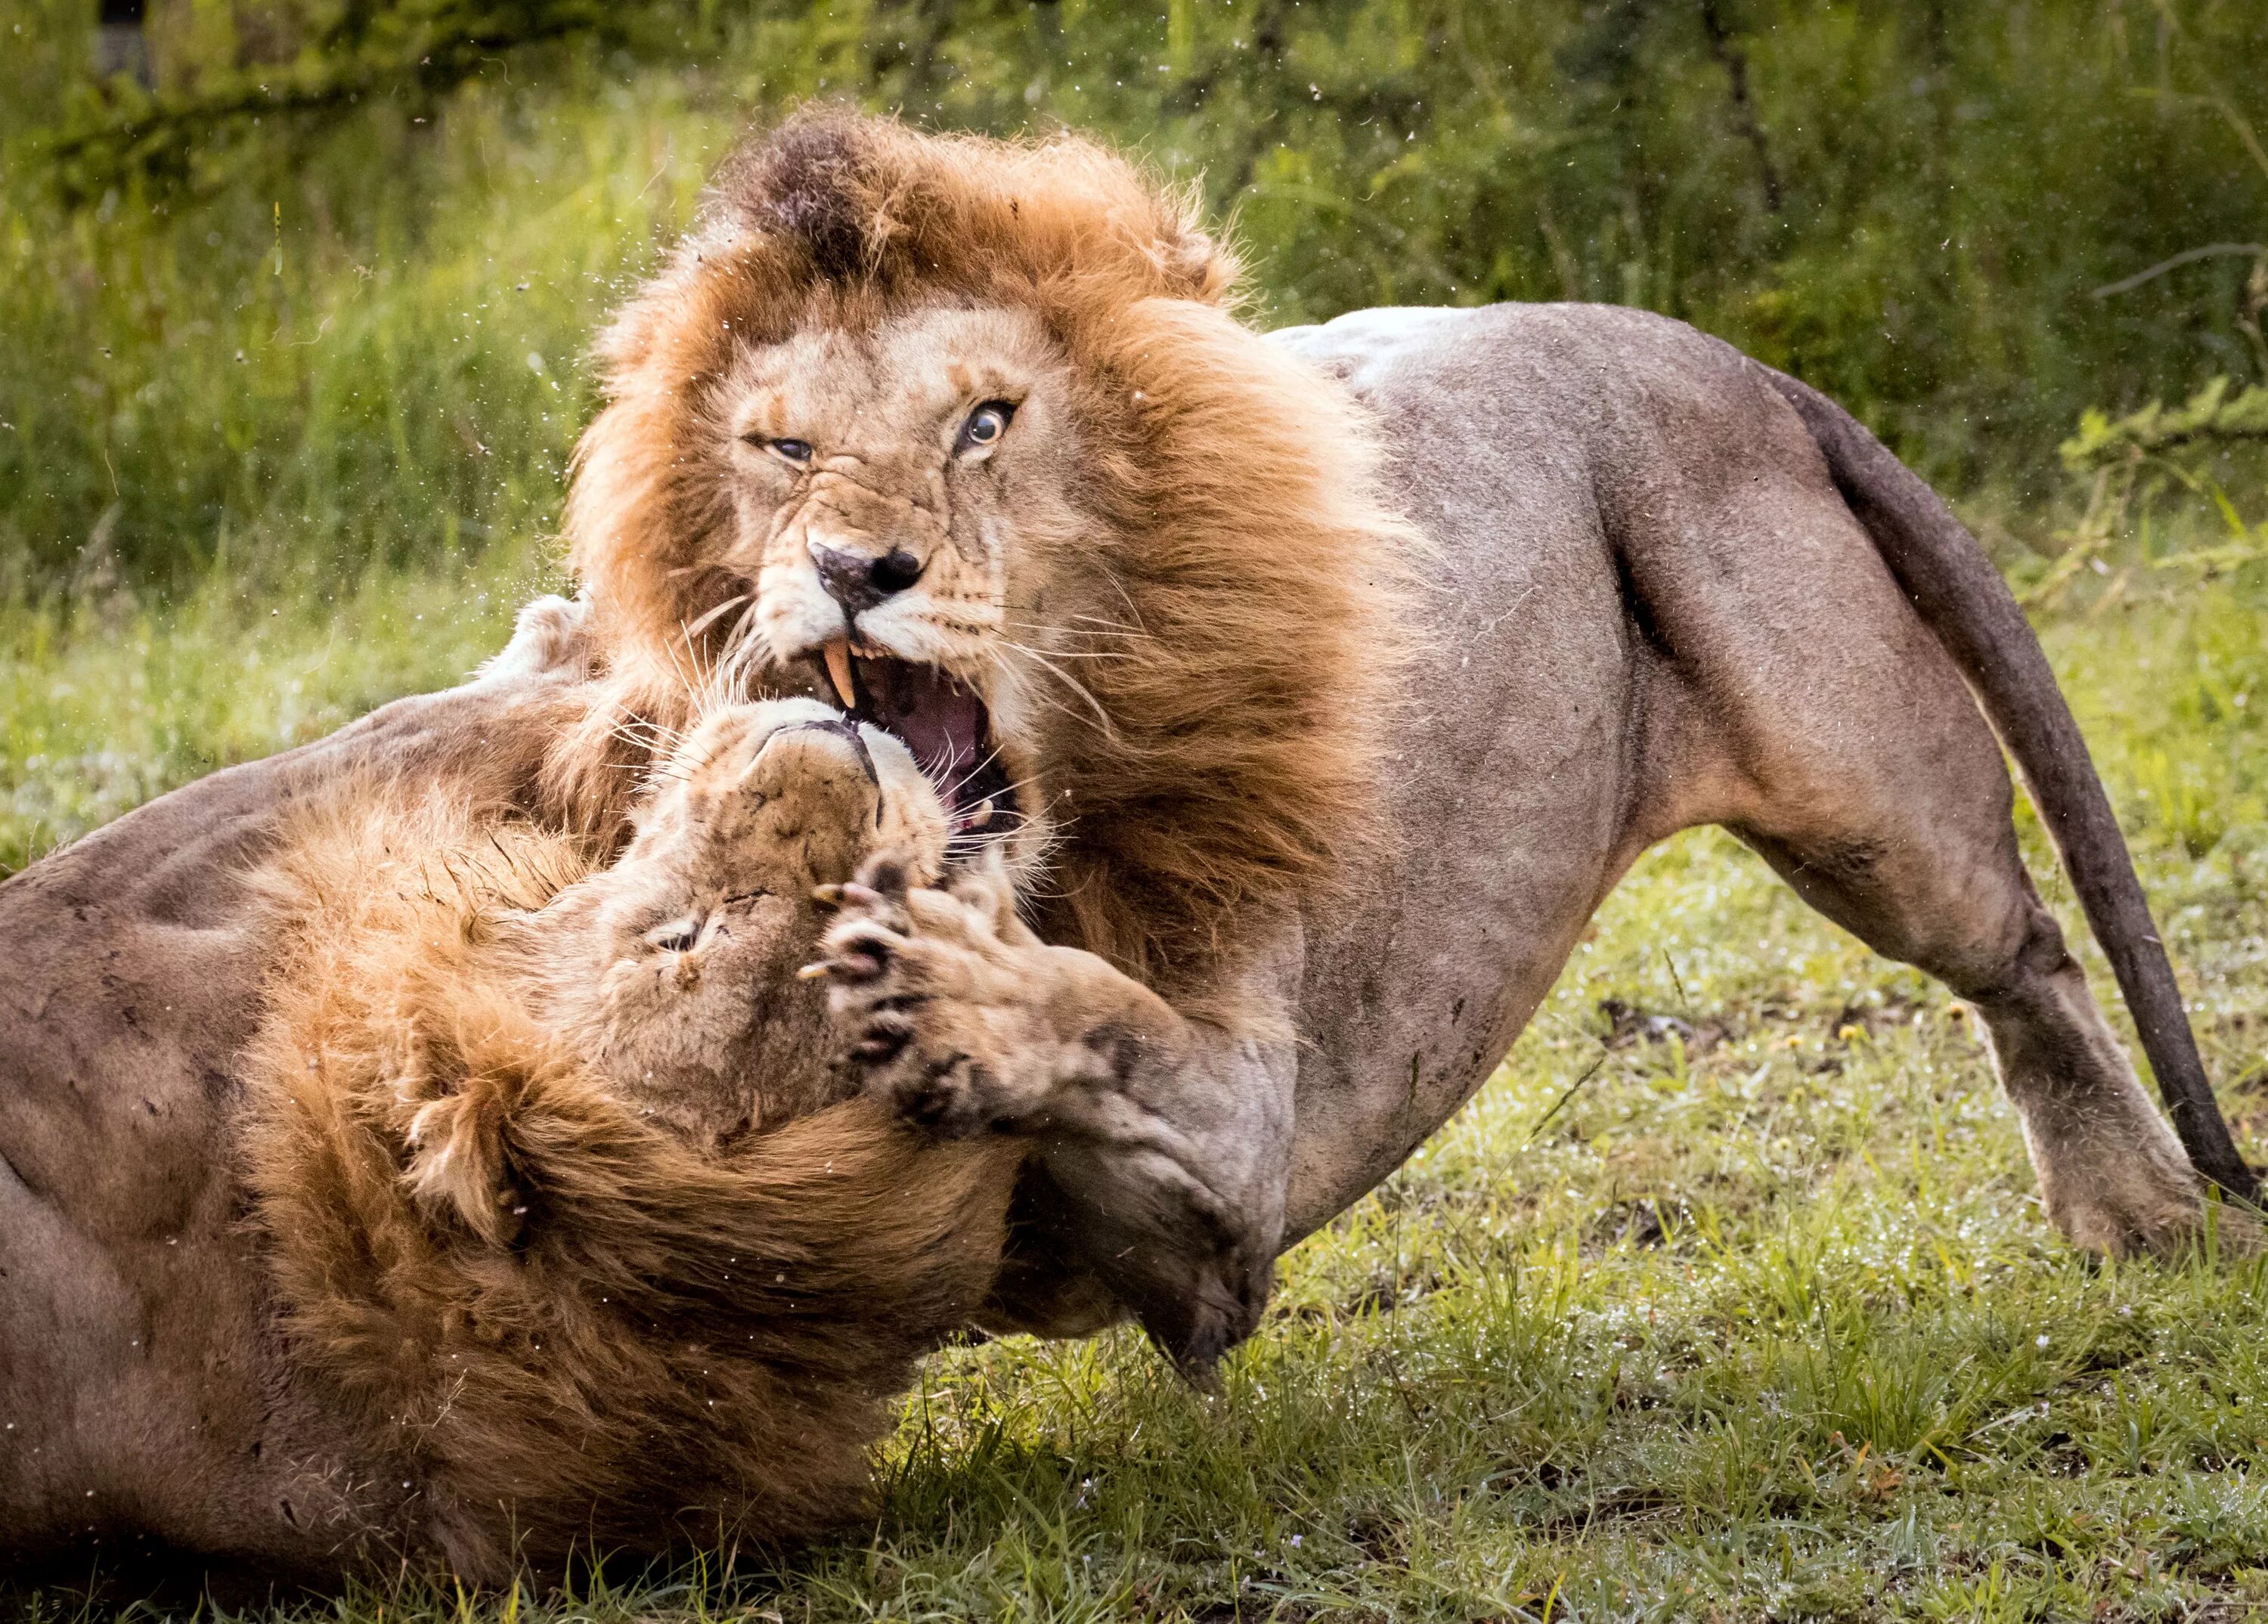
[[95, 0, 151, 88]]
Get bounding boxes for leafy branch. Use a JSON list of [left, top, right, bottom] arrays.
[[2061, 377, 2268, 472], [34, 0, 629, 202], [2025, 379, 2268, 609]]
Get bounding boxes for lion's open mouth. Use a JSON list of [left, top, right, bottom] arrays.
[[815, 639, 1017, 836]]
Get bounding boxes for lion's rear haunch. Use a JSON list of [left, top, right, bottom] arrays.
[[232, 789, 1017, 1579], [1763, 368, 2257, 1204]]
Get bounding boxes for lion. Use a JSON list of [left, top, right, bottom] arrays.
[[5, 673, 1022, 1581], [2, 109, 2256, 1580], [547, 111, 2257, 1359]]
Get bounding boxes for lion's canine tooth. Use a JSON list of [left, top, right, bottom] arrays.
[[823, 637, 857, 709]]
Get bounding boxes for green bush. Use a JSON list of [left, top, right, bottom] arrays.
[[5, 0, 2267, 593]]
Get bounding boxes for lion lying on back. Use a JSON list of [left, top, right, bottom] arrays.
[[235, 695, 1019, 1579]]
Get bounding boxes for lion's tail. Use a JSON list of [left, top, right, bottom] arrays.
[[1761, 365, 2257, 1203]]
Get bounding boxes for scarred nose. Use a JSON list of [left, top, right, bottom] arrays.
[[808, 541, 925, 615], [766, 717, 880, 784]]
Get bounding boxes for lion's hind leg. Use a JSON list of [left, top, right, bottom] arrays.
[[1612, 369, 2234, 1259], [1651, 544, 2226, 1258], [1737, 815, 2220, 1259]]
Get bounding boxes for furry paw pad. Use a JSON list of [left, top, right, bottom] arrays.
[[805, 854, 1054, 1138]]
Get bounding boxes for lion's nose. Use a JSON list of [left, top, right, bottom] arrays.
[[809, 541, 925, 615], [766, 717, 880, 784]]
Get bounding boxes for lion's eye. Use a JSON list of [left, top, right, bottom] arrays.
[[955, 401, 1015, 457], [644, 914, 705, 953], [765, 438, 813, 466]]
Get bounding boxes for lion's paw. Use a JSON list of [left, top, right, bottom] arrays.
[[808, 855, 1070, 1137], [476, 594, 593, 686], [806, 853, 1274, 1379]]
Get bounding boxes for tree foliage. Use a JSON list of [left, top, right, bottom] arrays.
[[36, 0, 628, 200], [2, 0, 2264, 587]]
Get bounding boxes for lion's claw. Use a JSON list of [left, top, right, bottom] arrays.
[[825, 929, 900, 984], [811, 851, 1275, 1376]]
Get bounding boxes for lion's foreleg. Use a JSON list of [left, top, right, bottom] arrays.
[[812, 860, 1297, 1375]]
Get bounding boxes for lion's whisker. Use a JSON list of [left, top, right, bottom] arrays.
[[656, 625, 713, 716], [1004, 618, 1150, 643], [706, 600, 769, 705], [997, 642, 1114, 733], [996, 640, 1131, 661], [682, 593, 751, 644]]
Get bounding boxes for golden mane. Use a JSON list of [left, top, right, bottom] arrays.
[[562, 110, 1411, 997], [235, 789, 1015, 1577]]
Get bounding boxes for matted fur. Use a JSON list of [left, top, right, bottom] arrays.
[[235, 788, 1016, 1579], [560, 110, 1414, 991]]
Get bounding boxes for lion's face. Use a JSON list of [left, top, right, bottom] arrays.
[[705, 303, 1089, 866], [569, 112, 1409, 982], [519, 698, 948, 1140]]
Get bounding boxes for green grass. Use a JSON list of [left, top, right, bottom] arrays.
[[0, 541, 559, 874], [0, 73, 714, 590], [5, 563, 2267, 1621]]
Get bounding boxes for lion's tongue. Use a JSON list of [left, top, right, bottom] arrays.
[[856, 655, 985, 811]]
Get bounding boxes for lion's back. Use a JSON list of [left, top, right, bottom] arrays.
[[1271, 300, 1796, 493]]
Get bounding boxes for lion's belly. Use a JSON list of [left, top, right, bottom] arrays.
[[0, 1180, 373, 1575], [1281, 516, 1632, 1237], [0, 755, 400, 1573], [1269, 303, 1714, 1241]]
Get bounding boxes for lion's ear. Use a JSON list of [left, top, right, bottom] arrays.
[[380, 977, 543, 1247], [1162, 225, 1235, 305], [403, 1069, 529, 1248], [1148, 176, 1238, 303], [473, 593, 591, 685]]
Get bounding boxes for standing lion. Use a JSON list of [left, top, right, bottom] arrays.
[[552, 111, 2256, 1360], [1, 110, 2254, 1581]]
